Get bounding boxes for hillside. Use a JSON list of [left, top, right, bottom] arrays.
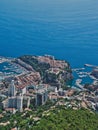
[[0, 107, 98, 130]]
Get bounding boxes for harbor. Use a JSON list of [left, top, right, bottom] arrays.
[[0, 56, 97, 91], [0, 57, 28, 81], [72, 64, 97, 89]]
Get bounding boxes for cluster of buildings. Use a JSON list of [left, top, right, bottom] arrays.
[[1, 56, 98, 114], [1, 66, 98, 114], [1, 75, 69, 113], [1, 74, 98, 114], [37, 55, 68, 69], [3, 80, 24, 113], [2, 79, 49, 113]]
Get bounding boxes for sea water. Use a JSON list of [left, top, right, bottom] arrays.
[[0, 0, 98, 85]]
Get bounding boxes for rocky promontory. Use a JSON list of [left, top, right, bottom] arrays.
[[14, 55, 73, 89]]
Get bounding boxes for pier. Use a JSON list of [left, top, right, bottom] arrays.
[[84, 64, 98, 68]]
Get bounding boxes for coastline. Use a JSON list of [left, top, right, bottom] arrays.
[[0, 55, 97, 89]]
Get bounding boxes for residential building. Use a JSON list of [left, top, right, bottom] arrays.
[[36, 88, 48, 106]]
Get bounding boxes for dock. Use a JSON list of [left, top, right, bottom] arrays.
[[84, 64, 98, 68]]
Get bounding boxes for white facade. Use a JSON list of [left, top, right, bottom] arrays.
[[21, 87, 26, 95], [8, 80, 16, 97], [7, 96, 23, 112], [2, 99, 9, 108], [17, 96, 23, 112], [36, 89, 48, 106], [8, 97, 17, 108]]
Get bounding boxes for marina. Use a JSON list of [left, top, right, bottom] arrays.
[[72, 65, 96, 89], [0, 58, 28, 80], [0, 56, 97, 91]]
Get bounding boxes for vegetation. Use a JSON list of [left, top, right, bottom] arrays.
[[43, 72, 58, 84], [19, 55, 50, 77], [0, 106, 98, 130], [32, 107, 98, 130]]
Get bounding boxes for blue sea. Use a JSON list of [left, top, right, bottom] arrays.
[[0, 0, 98, 68]]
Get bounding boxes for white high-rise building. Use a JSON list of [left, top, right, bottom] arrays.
[[8, 97, 17, 108], [7, 96, 23, 112], [8, 80, 16, 97], [17, 96, 23, 112], [36, 88, 48, 106]]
